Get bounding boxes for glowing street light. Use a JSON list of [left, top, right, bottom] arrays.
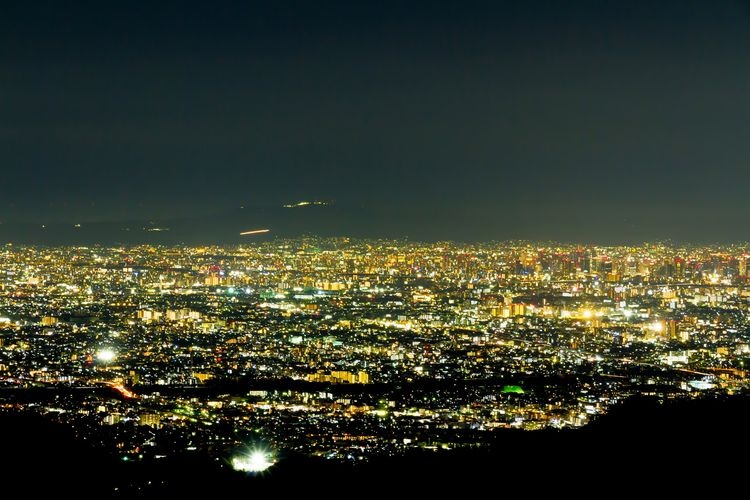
[[231, 447, 276, 473], [96, 348, 117, 362], [649, 321, 664, 333]]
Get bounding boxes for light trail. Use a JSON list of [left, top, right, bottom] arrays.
[[239, 229, 270, 235], [104, 381, 137, 399]]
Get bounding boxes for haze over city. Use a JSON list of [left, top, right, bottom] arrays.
[[4, 1, 750, 242]]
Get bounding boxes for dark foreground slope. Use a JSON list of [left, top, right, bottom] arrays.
[[1, 394, 748, 497]]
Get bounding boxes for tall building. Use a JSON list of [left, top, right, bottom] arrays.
[[666, 320, 679, 340]]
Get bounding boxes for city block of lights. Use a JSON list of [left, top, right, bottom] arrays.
[[0, 239, 747, 463]]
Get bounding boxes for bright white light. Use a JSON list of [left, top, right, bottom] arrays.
[[688, 380, 715, 390], [232, 449, 275, 473], [96, 348, 116, 362], [650, 321, 664, 333]]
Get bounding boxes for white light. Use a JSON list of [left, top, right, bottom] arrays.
[[650, 321, 664, 333], [96, 348, 116, 362], [232, 448, 275, 473]]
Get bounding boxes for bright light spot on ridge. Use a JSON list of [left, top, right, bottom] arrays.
[[232, 448, 276, 473], [283, 200, 329, 208]]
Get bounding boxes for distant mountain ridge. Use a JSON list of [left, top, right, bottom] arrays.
[[2, 202, 747, 245], [0, 204, 370, 245]]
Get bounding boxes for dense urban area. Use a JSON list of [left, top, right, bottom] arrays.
[[1, 239, 748, 472]]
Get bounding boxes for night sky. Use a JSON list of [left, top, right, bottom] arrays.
[[3, 1, 750, 243]]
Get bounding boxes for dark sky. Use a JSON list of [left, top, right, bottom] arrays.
[[3, 0, 750, 243]]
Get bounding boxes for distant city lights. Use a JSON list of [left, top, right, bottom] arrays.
[[282, 200, 330, 208], [0, 239, 747, 472]]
